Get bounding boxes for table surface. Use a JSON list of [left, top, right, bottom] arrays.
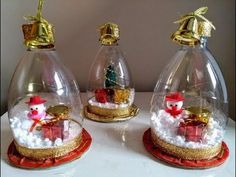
[[1, 93, 235, 177]]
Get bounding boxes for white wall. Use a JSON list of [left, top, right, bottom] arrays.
[[1, 0, 235, 119]]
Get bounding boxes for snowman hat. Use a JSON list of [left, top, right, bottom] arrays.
[[165, 92, 184, 102], [26, 96, 46, 105]]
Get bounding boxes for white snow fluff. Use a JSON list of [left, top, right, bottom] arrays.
[[151, 109, 224, 149], [54, 138, 63, 146], [21, 120, 32, 130]]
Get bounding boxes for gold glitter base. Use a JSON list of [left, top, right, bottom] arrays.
[[151, 130, 222, 160], [84, 104, 139, 123], [15, 120, 82, 160]]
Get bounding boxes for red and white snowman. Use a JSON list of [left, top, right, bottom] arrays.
[[26, 96, 47, 132], [165, 92, 184, 118]]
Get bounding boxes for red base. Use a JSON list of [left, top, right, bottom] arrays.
[[143, 128, 229, 169], [7, 128, 92, 169]]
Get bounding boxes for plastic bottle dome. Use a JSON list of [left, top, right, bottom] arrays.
[[7, 1, 83, 161], [84, 22, 139, 122], [150, 7, 228, 161]]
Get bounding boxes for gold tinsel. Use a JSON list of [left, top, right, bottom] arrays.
[[15, 133, 82, 160], [84, 104, 139, 122], [151, 130, 222, 160]]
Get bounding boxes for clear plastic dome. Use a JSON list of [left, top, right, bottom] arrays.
[[84, 22, 138, 122], [8, 48, 83, 159], [85, 45, 137, 120], [150, 37, 228, 160]]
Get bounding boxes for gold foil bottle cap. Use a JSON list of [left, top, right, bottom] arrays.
[[171, 7, 215, 46], [22, 0, 55, 49], [198, 21, 214, 37], [99, 22, 119, 45]]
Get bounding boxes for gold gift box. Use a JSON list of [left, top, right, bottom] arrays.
[[113, 88, 130, 104], [46, 105, 70, 120], [186, 106, 212, 124]]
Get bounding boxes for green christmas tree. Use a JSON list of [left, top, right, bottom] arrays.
[[105, 65, 117, 87]]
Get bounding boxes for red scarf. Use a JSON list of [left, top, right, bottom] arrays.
[[29, 119, 41, 132]]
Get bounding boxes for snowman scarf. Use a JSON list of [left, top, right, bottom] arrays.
[[28, 112, 46, 132]]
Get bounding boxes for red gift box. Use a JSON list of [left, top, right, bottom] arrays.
[[106, 88, 114, 102], [178, 119, 206, 142], [95, 89, 108, 103], [42, 120, 69, 141]]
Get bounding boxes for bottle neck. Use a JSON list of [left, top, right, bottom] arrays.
[[199, 36, 208, 48], [180, 36, 208, 50], [27, 47, 56, 52], [101, 42, 119, 46]]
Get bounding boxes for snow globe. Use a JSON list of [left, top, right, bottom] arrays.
[[143, 7, 229, 168], [84, 22, 139, 122], [7, 0, 91, 169]]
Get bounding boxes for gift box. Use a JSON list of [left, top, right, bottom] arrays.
[[105, 88, 115, 102], [178, 118, 206, 142], [95, 89, 108, 103], [42, 120, 69, 141], [113, 89, 130, 104]]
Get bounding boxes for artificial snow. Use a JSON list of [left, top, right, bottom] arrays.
[[151, 110, 224, 149]]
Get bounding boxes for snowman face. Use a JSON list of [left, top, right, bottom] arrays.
[[166, 101, 183, 111], [29, 104, 46, 115]]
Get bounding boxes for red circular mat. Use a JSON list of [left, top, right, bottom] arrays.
[[7, 128, 92, 169], [143, 128, 229, 169]]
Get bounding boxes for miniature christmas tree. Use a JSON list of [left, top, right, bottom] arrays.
[[105, 65, 117, 87]]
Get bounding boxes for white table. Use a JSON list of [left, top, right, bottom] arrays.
[[1, 93, 235, 177]]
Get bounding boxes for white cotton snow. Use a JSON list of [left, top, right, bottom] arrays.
[[151, 110, 224, 149]]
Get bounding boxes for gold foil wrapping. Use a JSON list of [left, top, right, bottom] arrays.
[[151, 130, 222, 160], [185, 106, 211, 124], [171, 17, 200, 46], [171, 7, 216, 46], [113, 89, 130, 104], [22, 0, 55, 49], [46, 105, 70, 120], [15, 133, 82, 160], [198, 21, 213, 37], [84, 104, 139, 122], [99, 22, 119, 45]]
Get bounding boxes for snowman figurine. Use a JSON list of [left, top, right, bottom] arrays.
[[26, 96, 47, 132], [165, 92, 184, 118]]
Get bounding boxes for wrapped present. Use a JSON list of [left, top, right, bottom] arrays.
[[42, 120, 69, 141], [46, 105, 69, 120], [178, 117, 207, 142], [95, 89, 108, 103], [105, 88, 115, 102], [113, 88, 130, 104], [185, 106, 211, 124]]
